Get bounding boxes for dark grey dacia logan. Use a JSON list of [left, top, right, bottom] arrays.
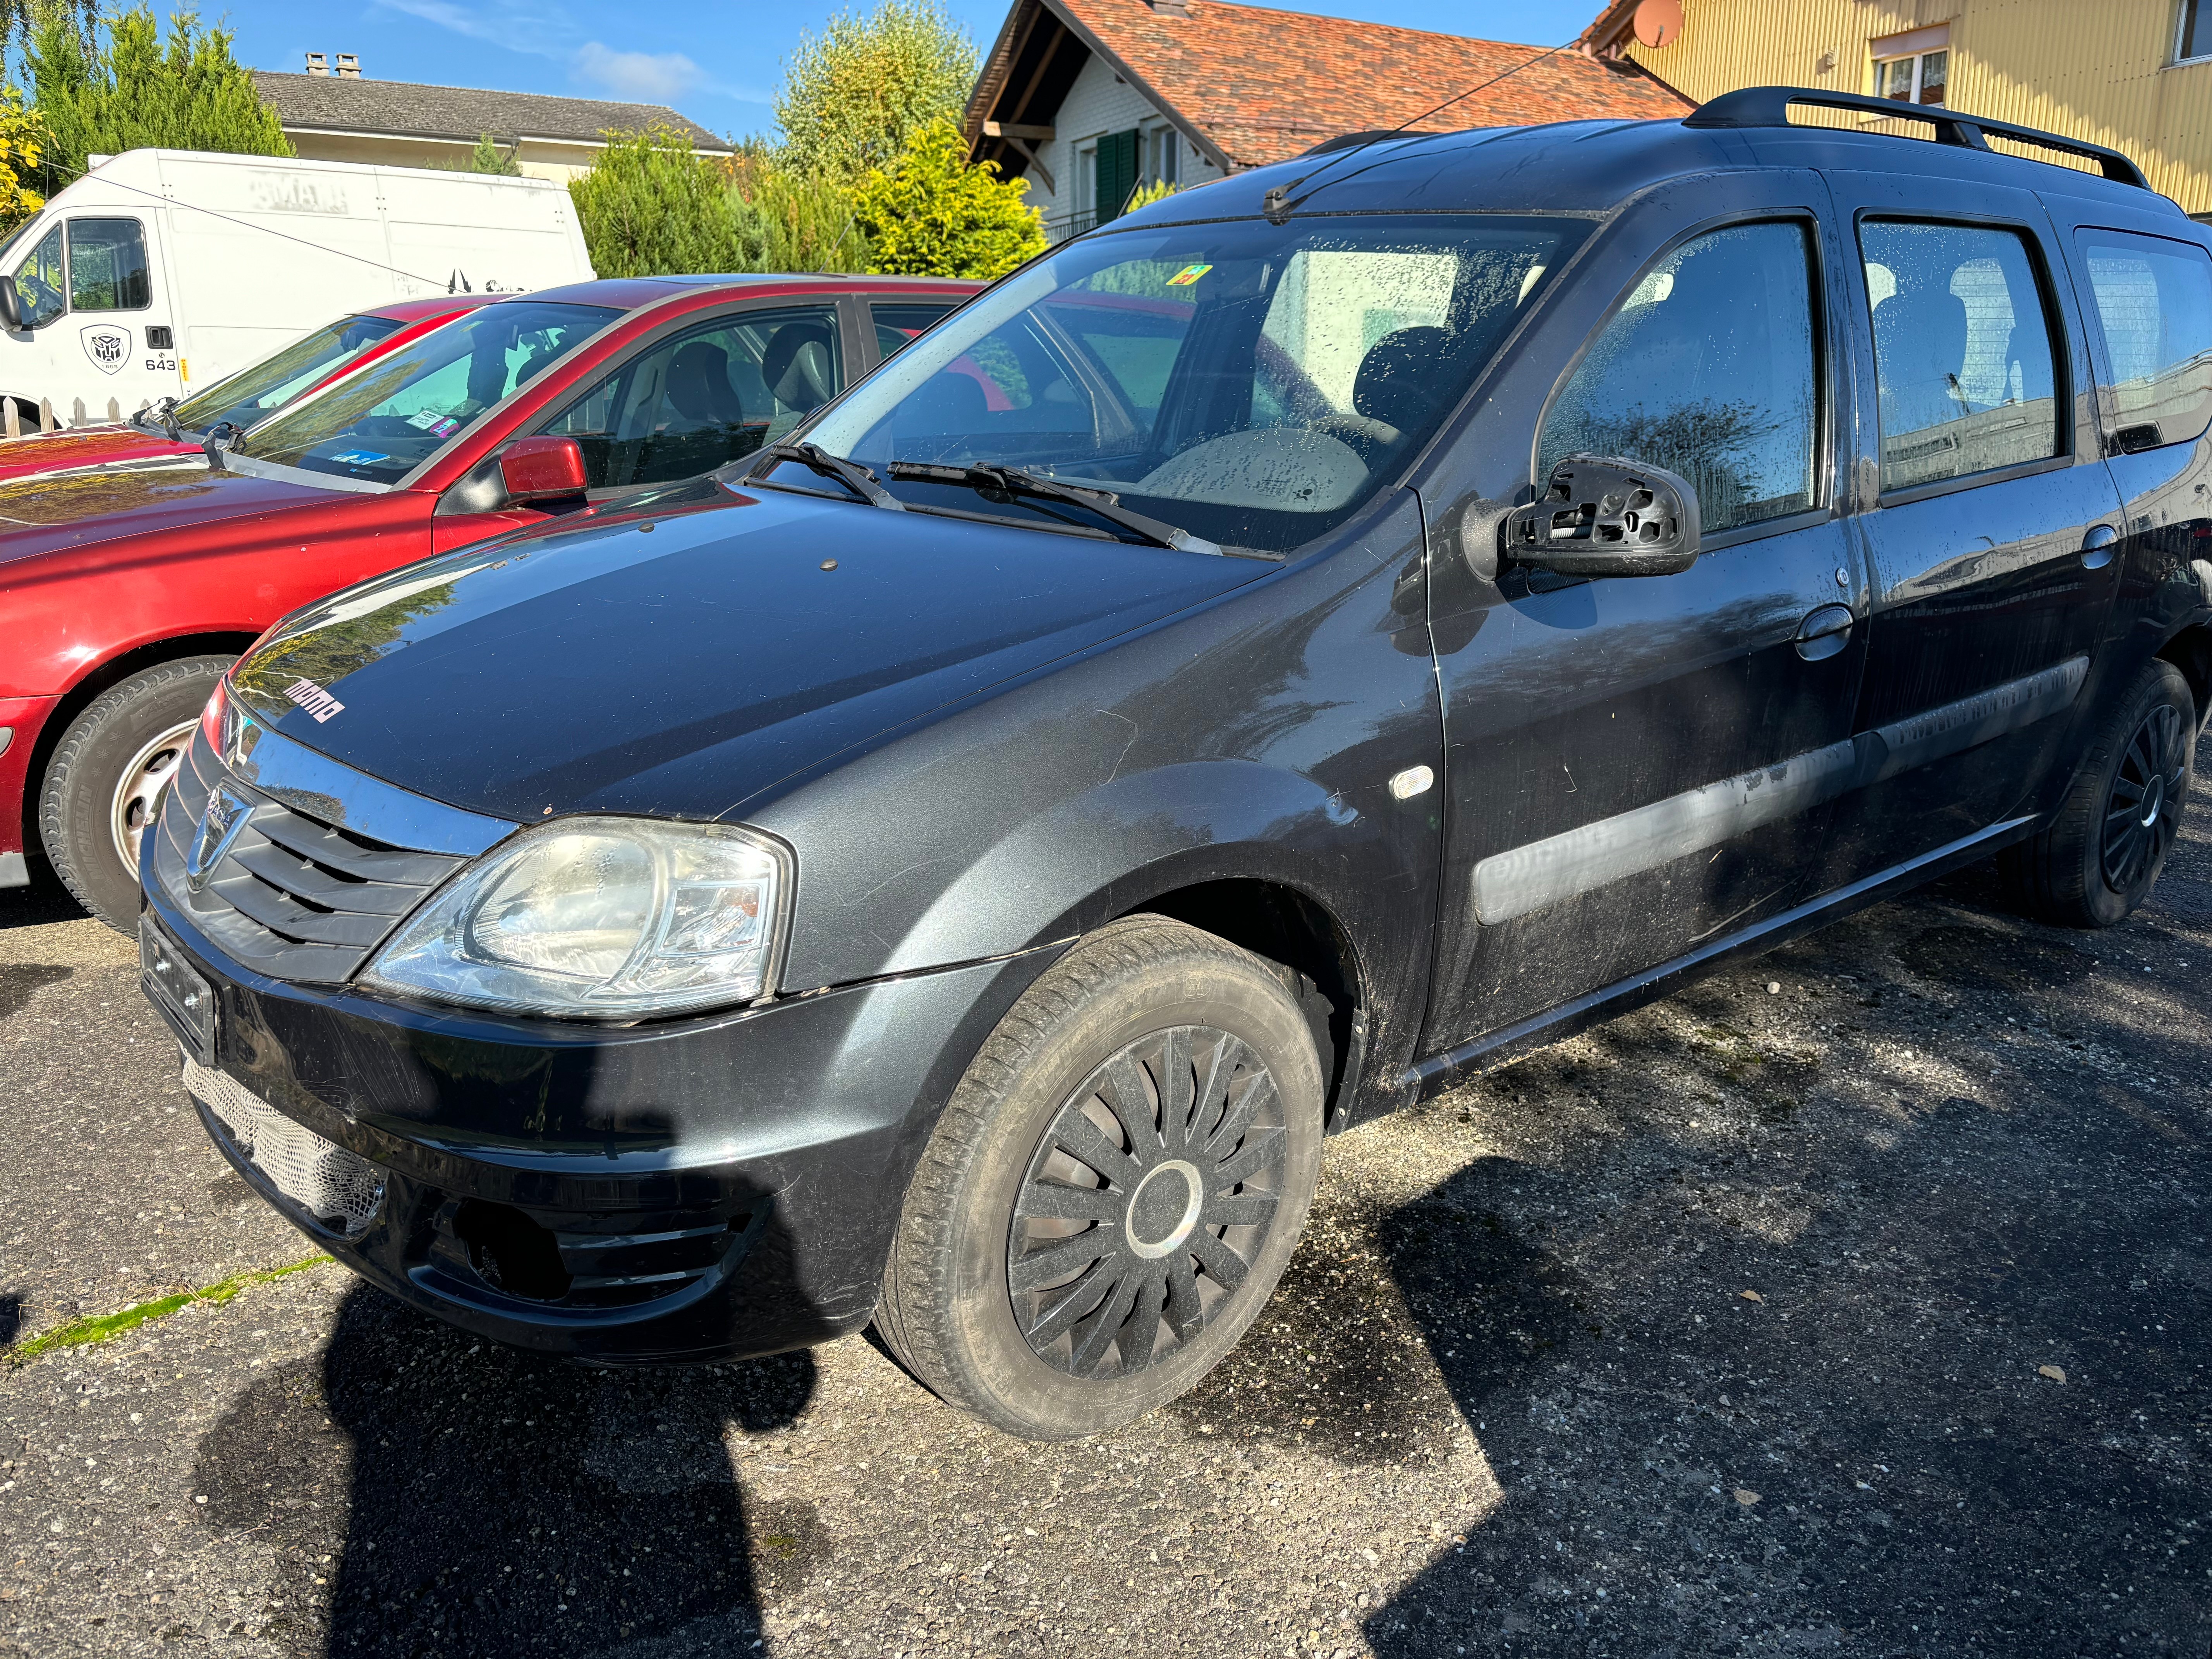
[[141, 88, 2211, 1439]]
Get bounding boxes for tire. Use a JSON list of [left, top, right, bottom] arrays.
[[876, 915, 1326, 1440], [2001, 657, 2197, 929], [39, 656, 232, 933]]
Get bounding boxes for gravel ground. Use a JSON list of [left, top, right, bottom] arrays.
[[2, 787, 2208, 1659]]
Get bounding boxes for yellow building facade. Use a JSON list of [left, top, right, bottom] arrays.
[[1581, 0, 2212, 218]]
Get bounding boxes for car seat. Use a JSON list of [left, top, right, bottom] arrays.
[[664, 340, 745, 431], [761, 323, 838, 415], [1874, 283, 1972, 434], [1353, 326, 1450, 436]]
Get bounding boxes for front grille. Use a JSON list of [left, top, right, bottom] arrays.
[[186, 1056, 387, 1239], [153, 733, 464, 984], [434, 1201, 761, 1310]]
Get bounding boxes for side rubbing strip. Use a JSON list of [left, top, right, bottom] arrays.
[[1470, 655, 2088, 926], [1472, 741, 1857, 925], [1869, 655, 2087, 782]]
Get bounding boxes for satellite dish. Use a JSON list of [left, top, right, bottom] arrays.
[[1633, 0, 1683, 48]]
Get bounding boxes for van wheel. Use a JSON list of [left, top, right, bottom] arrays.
[[2001, 658, 2197, 929], [876, 915, 1325, 1440], [40, 657, 231, 933]]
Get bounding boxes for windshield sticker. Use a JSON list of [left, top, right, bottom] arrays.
[[404, 409, 443, 430], [328, 448, 391, 466], [1166, 264, 1213, 287]]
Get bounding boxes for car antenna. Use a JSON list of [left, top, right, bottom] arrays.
[[1262, 38, 1575, 224]]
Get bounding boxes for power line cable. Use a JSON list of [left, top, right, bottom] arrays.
[[30, 161, 472, 291]]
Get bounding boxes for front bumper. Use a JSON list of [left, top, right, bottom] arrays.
[[143, 884, 1053, 1364]]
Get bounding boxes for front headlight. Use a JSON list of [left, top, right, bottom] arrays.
[[360, 818, 791, 1019]]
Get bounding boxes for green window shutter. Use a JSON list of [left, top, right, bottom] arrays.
[[1096, 129, 1139, 221]]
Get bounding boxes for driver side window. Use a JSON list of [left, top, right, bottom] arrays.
[[539, 305, 844, 491], [14, 223, 64, 330], [1540, 220, 1820, 534]]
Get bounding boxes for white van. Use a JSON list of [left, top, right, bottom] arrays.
[[0, 148, 594, 426]]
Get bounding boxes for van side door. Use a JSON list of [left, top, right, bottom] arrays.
[[1812, 172, 2126, 885], [1415, 172, 1866, 1057]]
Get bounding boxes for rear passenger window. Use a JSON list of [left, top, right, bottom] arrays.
[[2076, 230, 2212, 453], [1540, 220, 1818, 534], [1861, 220, 2060, 491], [873, 302, 955, 362]]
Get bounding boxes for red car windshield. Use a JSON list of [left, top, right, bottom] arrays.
[[237, 300, 622, 485], [168, 314, 407, 434]]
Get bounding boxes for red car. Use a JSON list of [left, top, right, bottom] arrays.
[[0, 273, 981, 926], [0, 294, 494, 482]]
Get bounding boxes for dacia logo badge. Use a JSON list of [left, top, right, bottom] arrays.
[[187, 786, 252, 893]]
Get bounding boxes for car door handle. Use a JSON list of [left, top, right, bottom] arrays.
[[1794, 603, 1855, 662], [2081, 524, 2119, 570]]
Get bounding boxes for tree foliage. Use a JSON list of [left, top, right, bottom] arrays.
[[775, 0, 977, 179], [852, 115, 1043, 281], [728, 144, 869, 271], [568, 127, 867, 278], [0, 86, 47, 234], [568, 126, 742, 279], [19, 4, 290, 190], [466, 133, 519, 175]]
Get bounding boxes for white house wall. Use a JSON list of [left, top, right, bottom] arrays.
[[1017, 50, 1224, 232]]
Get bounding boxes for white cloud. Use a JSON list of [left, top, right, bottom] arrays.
[[372, 0, 570, 59], [571, 41, 707, 105]]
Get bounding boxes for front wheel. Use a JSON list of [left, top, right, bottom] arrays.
[[2002, 657, 2197, 928], [876, 915, 1326, 1440], [39, 656, 231, 932]]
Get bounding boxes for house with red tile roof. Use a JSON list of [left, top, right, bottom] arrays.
[[964, 0, 1693, 240]]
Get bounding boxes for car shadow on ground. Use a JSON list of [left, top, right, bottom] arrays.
[[193, 1285, 821, 1657], [1162, 828, 2212, 1655]]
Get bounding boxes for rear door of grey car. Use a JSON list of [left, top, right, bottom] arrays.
[[1814, 168, 2126, 883]]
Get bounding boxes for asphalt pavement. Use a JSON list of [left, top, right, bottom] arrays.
[[2, 788, 2208, 1658]]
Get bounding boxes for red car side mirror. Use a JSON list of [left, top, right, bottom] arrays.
[[498, 436, 588, 504]]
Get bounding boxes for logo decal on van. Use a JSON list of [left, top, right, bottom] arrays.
[[81, 325, 129, 375]]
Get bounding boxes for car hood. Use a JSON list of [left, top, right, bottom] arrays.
[[228, 483, 1267, 824], [0, 425, 192, 484], [0, 457, 343, 566]]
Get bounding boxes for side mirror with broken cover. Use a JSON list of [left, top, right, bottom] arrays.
[[1504, 455, 1700, 578]]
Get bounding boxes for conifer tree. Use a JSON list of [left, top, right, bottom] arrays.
[[852, 116, 1044, 281], [19, 3, 290, 191]]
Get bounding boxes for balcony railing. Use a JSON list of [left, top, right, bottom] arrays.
[[1043, 210, 1103, 246]]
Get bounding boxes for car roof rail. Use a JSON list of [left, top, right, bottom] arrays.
[[1683, 85, 2151, 191]]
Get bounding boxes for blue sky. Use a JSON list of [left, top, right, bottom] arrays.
[[207, 0, 1599, 144]]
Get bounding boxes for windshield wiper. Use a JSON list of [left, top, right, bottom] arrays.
[[135, 395, 183, 442], [748, 442, 904, 510], [886, 461, 1220, 556]]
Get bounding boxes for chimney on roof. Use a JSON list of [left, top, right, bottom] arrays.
[[336, 53, 362, 77], [305, 51, 327, 75]]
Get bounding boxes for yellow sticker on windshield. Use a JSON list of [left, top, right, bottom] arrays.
[[1166, 263, 1213, 287]]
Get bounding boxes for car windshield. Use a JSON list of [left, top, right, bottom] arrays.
[[237, 300, 622, 484], [167, 313, 409, 434], [795, 215, 1584, 555]]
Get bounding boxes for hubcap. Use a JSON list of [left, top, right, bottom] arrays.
[[110, 720, 195, 875], [2101, 702, 2187, 893], [1009, 1026, 1287, 1379]]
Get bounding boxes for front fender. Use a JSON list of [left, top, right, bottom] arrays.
[[895, 757, 1389, 972]]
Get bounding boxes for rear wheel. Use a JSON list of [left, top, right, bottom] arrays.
[[2002, 658, 2197, 928], [876, 915, 1325, 1440], [39, 656, 230, 932]]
